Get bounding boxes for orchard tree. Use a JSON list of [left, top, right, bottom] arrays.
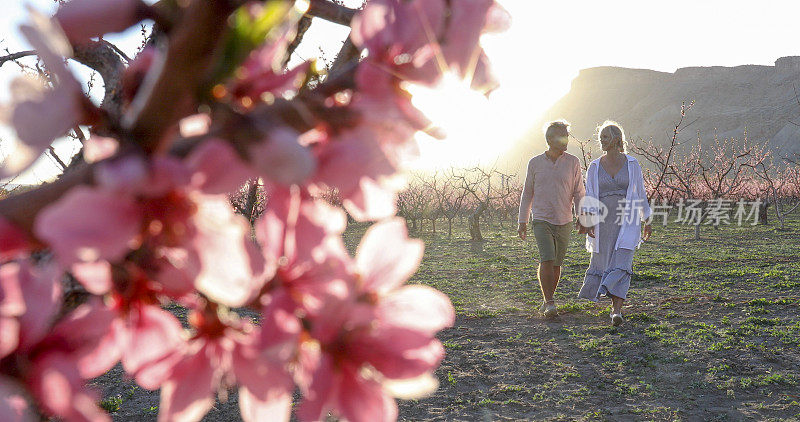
[[0, 1, 510, 421], [747, 155, 800, 230], [432, 169, 469, 239], [451, 166, 506, 241]]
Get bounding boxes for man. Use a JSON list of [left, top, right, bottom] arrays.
[[518, 120, 586, 318]]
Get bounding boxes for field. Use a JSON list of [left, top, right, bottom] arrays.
[[383, 214, 800, 421], [95, 214, 800, 421]]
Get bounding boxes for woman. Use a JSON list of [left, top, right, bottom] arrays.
[[578, 121, 652, 326]]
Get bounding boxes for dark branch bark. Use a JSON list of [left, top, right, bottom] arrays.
[[72, 40, 126, 121], [126, 0, 238, 154], [284, 16, 313, 67], [328, 38, 359, 78], [0, 50, 36, 67], [47, 146, 68, 171], [307, 0, 357, 26]]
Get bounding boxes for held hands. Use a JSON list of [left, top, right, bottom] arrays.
[[517, 222, 527, 240], [576, 220, 595, 238]]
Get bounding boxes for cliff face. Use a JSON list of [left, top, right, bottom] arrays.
[[504, 56, 800, 173]]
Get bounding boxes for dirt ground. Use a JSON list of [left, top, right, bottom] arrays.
[[94, 217, 800, 421]]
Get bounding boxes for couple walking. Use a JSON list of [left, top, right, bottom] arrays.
[[517, 120, 653, 326]]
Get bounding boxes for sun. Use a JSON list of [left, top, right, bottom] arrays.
[[404, 73, 523, 171]]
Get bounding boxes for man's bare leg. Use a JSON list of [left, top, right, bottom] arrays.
[[553, 265, 562, 294], [538, 260, 555, 303], [538, 261, 561, 317]]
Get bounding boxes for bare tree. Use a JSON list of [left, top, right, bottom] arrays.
[[629, 101, 696, 204], [451, 166, 507, 242], [748, 156, 800, 231]]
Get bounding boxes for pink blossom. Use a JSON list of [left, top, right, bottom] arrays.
[[229, 27, 312, 101], [0, 265, 113, 421], [2, 9, 89, 178], [354, 218, 424, 294], [256, 187, 351, 314], [37, 142, 264, 306], [312, 129, 399, 221], [350, 0, 446, 86], [28, 353, 110, 422], [158, 303, 297, 422], [190, 195, 267, 307], [43, 299, 122, 379], [297, 219, 454, 422], [34, 186, 143, 267], [5, 261, 62, 353], [82, 135, 119, 163], [248, 127, 316, 186], [439, 0, 507, 92], [55, 0, 148, 43], [0, 264, 24, 359], [185, 138, 255, 195], [116, 303, 185, 389]]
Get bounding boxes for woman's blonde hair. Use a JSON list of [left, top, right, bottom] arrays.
[[597, 120, 627, 153]]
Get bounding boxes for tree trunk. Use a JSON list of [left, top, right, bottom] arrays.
[[468, 204, 486, 242], [694, 223, 701, 240], [758, 200, 770, 225], [431, 218, 436, 234], [447, 219, 453, 239]]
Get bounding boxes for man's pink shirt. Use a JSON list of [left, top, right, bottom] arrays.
[[518, 152, 586, 226]]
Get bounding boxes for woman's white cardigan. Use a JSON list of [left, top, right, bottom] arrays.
[[584, 154, 652, 253]]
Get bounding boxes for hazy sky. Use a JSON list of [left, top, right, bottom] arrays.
[[2, 0, 800, 180]]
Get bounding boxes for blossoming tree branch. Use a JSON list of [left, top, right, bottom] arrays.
[[0, 0, 509, 420]]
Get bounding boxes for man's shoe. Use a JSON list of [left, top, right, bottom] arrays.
[[611, 313, 624, 326], [543, 303, 558, 318]]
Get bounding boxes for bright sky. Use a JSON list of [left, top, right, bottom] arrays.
[[2, 0, 800, 182]]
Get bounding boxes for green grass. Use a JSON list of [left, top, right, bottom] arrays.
[[341, 212, 800, 420]]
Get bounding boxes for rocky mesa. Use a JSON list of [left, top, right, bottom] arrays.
[[505, 56, 800, 172]]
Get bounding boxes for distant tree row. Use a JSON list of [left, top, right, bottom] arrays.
[[229, 103, 800, 240]]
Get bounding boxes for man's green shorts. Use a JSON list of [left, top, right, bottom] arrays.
[[531, 219, 572, 266]]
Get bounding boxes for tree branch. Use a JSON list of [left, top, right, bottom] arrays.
[[0, 50, 36, 67], [72, 40, 126, 120], [126, 0, 238, 154], [307, 0, 357, 26]]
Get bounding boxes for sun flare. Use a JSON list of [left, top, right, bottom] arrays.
[[404, 74, 522, 171]]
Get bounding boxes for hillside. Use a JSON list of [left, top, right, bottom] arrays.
[[503, 56, 800, 173]]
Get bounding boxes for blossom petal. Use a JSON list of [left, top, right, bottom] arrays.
[[121, 305, 184, 386], [233, 342, 294, 422], [157, 348, 216, 422], [55, 0, 147, 43], [70, 261, 113, 295], [191, 196, 266, 307], [34, 187, 142, 266], [337, 365, 398, 422], [14, 262, 61, 352], [0, 318, 19, 359], [248, 127, 316, 186], [377, 285, 455, 335], [82, 135, 119, 163], [49, 299, 121, 378], [29, 353, 110, 422], [356, 218, 423, 293], [343, 177, 398, 222], [186, 138, 255, 195]]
